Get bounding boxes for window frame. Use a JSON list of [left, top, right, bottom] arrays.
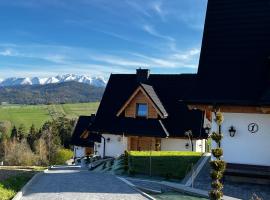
[[136, 103, 148, 118]]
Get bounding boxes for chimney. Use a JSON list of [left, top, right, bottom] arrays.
[[136, 68, 150, 83]]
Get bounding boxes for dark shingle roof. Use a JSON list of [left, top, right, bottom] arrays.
[[91, 74, 207, 139], [185, 0, 270, 106], [70, 116, 101, 147]]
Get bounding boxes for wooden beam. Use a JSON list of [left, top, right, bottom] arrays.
[[187, 103, 270, 114], [116, 86, 165, 118], [116, 87, 141, 117]]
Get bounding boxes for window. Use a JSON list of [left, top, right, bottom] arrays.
[[136, 103, 148, 117]]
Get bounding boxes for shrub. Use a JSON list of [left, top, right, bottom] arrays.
[[211, 180, 223, 190], [210, 160, 226, 172], [212, 148, 223, 159], [4, 139, 38, 166], [209, 190, 223, 200], [211, 132, 223, 143], [209, 111, 226, 200], [51, 148, 73, 165], [127, 151, 202, 179], [34, 138, 49, 166], [211, 170, 223, 179]]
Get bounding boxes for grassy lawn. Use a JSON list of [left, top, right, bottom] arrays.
[[0, 102, 99, 132], [128, 151, 202, 180], [0, 166, 45, 200]]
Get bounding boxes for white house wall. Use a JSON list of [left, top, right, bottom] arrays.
[[96, 134, 206, 158], [95, 134, 128, 158], [212, 112, 270, 166], [161, 138, 205, 153], [195, 139, 206, 153], [74, 146, 85, 158]]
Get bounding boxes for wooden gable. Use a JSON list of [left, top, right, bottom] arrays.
[[125, 89, 158, 118], [117, 86, 161, 119]]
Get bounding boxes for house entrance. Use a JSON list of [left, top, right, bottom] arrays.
[[128, 136, 161, 151]]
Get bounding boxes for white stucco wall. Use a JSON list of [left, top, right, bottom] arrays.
[[195, 139, 206, 153], [211, 112, 270, 166], [74, 146, 85, 158], [95, 134, 128, 158], [161, 138, 205, 152]]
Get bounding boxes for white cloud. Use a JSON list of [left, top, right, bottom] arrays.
[[142, 24, 175, 42], [151, 1, 166, 21], [0, 49, 13, 56], [152, 2, 162, 14], [172, 48, 200, 60], [88, 54, 147, 67], [0, 43, 200, 79], [125, 0, 152, 17], [43, 55, 68, 64]]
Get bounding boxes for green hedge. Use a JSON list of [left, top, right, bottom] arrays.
[[52, 148, 73, 165], [128, 151, 202, 179]]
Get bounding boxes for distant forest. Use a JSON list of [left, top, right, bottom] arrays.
[[0, 81, 105, 105]]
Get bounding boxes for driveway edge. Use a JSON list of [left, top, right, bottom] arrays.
[[12, 170, 45, 200], [117, 177, 156, 200]]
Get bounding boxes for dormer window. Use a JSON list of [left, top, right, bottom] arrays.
[[136, 103, 148, 117]]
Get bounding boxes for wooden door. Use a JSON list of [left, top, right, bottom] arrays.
[[85, 147, 93, 156], [128, 137, 160, 151]]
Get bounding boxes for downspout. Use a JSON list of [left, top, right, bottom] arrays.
[[101, 135, 106, 158], [191, 135, 194, 152]]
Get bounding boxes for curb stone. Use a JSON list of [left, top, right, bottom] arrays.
[[12, 169, 46, 200], [125, 177, 241, 200], [117, 177, 156, 200]]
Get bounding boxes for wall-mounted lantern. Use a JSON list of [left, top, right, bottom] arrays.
[[228, 126, 236, 137], [185, 143, 189, 149], [204, 126, 211, 135], [117, 136, 122, 142], [106, 137, 111, 142]]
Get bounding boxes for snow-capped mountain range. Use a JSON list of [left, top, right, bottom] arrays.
[[0, 74, 107, 87]]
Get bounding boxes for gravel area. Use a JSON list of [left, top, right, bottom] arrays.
[[20, 168, 147, 200], [194, 162, 270, 200]]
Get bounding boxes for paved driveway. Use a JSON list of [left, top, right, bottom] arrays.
[[21, 168, 147, 200]]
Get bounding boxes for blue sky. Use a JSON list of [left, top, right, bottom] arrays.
[[0, 0, 207, 79]]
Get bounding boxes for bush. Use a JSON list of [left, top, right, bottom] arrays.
[[211, 132, 223, 143], [4, 139, 38, 166], [0, 173, 34, 200], [51, 148, 73, 165], [211, 170, 223, 180], [210, 160, 226, 172], [211, 180, 223, 190], [209, 190, 223, 200], [34, 138, 49, 166], [127, 151, 202, 179], [212, 148, 223, 159]]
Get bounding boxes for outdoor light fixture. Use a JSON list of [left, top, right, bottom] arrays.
[[117, 136, 122, 142], [185, 130, 194, 151], [106, 137, 111, 142], [204, 126, 211, 135], [185, 143, 189, 149], [228, 126, 236, 137]]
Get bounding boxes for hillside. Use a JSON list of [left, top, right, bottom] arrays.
[[0, 81, 105, 105], [0, 102, 99, 132]]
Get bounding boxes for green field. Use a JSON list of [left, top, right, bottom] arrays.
[[0, 102, 99, 132]]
